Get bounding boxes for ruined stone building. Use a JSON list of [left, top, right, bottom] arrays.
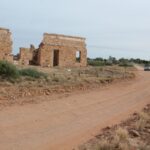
[[37, 33, 87, 67], [0, 27, 87, 67], [0, 28, 13, 62], [19, 33, 87, 67]]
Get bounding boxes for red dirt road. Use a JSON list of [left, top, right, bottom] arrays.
[[0, 69, 150, 150]]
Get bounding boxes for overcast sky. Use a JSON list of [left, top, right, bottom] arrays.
[[0, 0, 150, 59]]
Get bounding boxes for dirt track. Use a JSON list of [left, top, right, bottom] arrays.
[[0, 68, 150, 150]]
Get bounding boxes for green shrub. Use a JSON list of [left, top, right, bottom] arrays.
[[0, 61, 19, 79], [119, 62, 133, 67], [88, 59, 113, 66], [88, 60, 105, 66], [19, 68, 47, 78], [0, 61, 47, 82]]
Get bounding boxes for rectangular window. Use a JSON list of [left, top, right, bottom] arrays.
[[76, 51, 81, 63]]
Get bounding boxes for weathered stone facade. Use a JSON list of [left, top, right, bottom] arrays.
[[19, 33, 87, 67], [0, 28, 13, 62], [37, 33, 87, 67], [19, 45, 37, 65], [0, 27, 87, 68]]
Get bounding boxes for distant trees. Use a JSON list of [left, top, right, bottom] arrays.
[[87, 56, 150, 67], [129, 58, 150, 64]]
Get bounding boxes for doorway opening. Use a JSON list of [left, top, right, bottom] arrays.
[[53, 50, 59, 66]]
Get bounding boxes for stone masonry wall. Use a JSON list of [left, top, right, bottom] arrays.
[[0, 28, 13, 62], [37, 33, 87, 67], [19, 47, 33, 65], [0, 28, 87, 68]]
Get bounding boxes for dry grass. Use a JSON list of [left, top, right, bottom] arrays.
[[78, 128, 131, 150], [138, 144, 150, 150], [0, 66, 135, 107], [115, 128, 129, 142], [112, 128, 130, 150], [136, 112, 149, 131], [96, 140, 112, 150], [78, 105, 150, 150]]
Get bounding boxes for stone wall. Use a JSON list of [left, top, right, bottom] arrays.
[[0, 28, 87, 68], [19, 47, 33, 65], [37, 33, 87, 67], [0, 28, 13, 62], [19, 45, 37, 65]]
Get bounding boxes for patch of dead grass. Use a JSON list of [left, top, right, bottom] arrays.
[[78, 105, 150, 150]]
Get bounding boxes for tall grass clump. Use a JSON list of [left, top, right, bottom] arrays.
[[19, 68, 47, 79], [136, 112, 149, 131], [96, 140, 112, 150], [0, 60, 19, 79], [0, 61, 47, 81]]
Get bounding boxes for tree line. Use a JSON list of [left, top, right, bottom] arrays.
[[87, 56, 150, 67]]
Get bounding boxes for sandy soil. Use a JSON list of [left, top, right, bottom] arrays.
[[0, 68, 150, 150]]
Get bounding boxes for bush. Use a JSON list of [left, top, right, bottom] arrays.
[[119, 62, 133, 67], [88, 60, 105, 66], [0, 61, 47, 81], [88, 59, 113, 66], [19, 68, 47, 78], [0, 61, 19, 79]]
